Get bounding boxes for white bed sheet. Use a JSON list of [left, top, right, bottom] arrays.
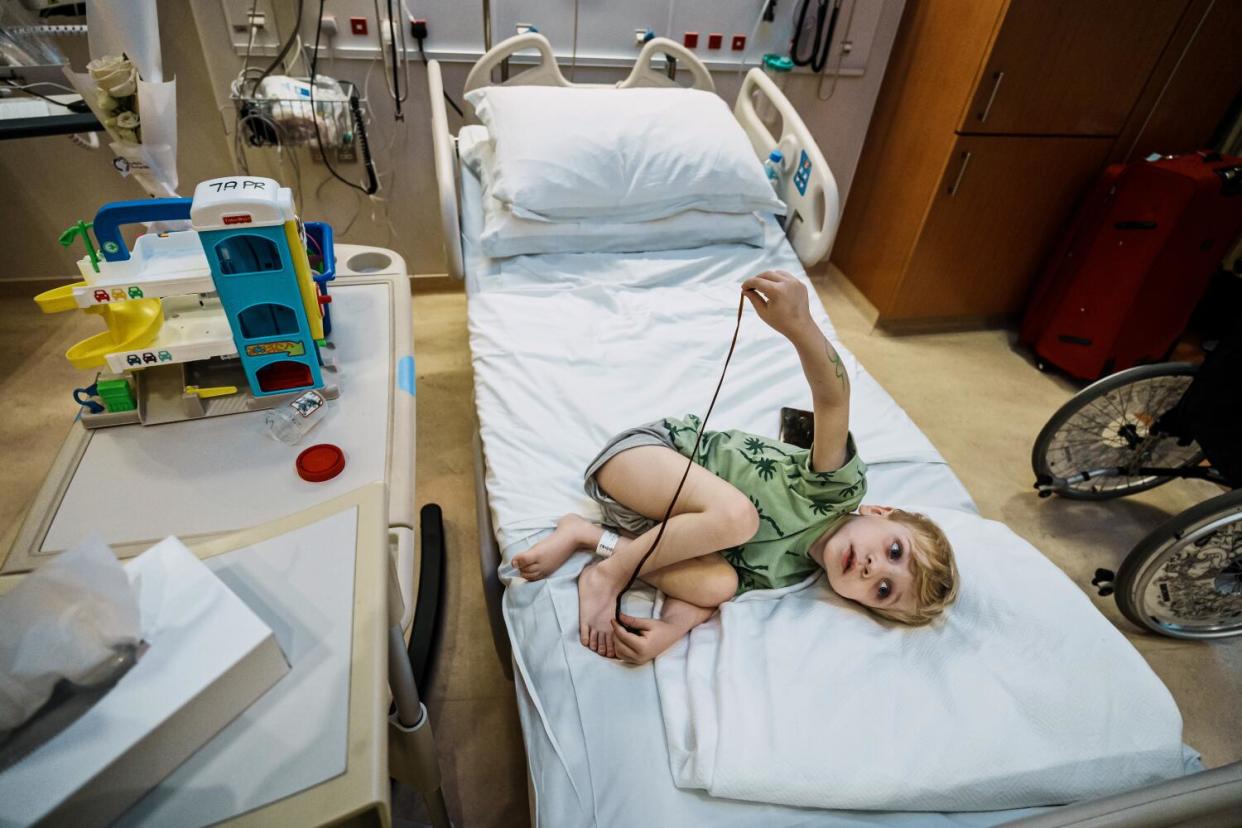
[[457, 130, 1198, 825]]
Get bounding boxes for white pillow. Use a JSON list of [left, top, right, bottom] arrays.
[[464, 85, 786, 222], [459, 133, 765, 257]]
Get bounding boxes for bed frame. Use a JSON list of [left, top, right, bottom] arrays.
[[429, 33, 840, 281], [427, 34, 1242, 825]]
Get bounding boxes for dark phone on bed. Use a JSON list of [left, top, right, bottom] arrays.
[[779, 407, 815, 449]]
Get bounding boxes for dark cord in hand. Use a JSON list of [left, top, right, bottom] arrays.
[[615, 292, 747, 631]]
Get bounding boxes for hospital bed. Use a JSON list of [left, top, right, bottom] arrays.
[[429, 34, 1242, 826]]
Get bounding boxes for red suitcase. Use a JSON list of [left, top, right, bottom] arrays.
[[1020, 151, 1242, 380]]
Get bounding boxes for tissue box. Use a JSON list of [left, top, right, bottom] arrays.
[[0, 538, 289, 827]]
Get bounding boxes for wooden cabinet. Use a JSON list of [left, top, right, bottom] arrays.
[[961, 0, 1187, 136], [893, 136, 1113, 319], [832, 0, 1241, 328]]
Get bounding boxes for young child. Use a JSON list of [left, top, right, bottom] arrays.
[[514, 271, 958, 664]]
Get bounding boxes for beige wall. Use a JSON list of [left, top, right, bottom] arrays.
[[1, 0, 904, 281]]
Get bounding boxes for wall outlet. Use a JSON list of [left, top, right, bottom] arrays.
[[349, 16, 368, 36], [683, 31, 699, 48], [731, 34, 746, 51], [222, 0, 279, 49], [707, 32, 723, 50]]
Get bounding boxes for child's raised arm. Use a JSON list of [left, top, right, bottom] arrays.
[[741, 270, 850, 472]]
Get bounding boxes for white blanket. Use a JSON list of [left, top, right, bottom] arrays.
[[654, 506, 1186, 811]]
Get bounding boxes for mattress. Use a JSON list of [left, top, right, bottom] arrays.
[[456, 126, 1198, 825]]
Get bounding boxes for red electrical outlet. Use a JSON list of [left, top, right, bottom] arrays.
[[731, 34, 746, 50], [707, 32, 723, 50], [682, 31, 699, 49], [349, 16, 368, 35]]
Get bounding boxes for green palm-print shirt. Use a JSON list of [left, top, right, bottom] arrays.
[[663, 414, 867, 594]]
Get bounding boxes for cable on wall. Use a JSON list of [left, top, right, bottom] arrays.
[[816, 0, 856, 100], [372, 0, 409, 120], [790, 0, 841, 74], [314, 0, 379, 194], [248, 0, 305, 94], [570, 0, 580, 81]]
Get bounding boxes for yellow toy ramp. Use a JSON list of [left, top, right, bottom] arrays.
[[34, 282, 87, 314], [65, 298, 164, 370]]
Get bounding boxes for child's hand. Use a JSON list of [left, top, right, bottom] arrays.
[[741, 271, 817, 343], [611, 615, 684, 665]]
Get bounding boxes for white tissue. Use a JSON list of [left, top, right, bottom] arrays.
[[0, 539, 140, 737]]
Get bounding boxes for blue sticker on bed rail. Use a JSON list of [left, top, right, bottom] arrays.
[[397, 355, 416, 396], [794, 150, 812, 196]]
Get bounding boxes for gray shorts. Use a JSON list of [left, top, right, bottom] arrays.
[[583, 420, 678, 536]]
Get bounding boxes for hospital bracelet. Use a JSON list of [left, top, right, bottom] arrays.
[[596, 529, 619, 559]]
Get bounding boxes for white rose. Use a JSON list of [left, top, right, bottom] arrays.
[[87, 54, 138, 97], [108, 71, 137, 98], [115, 128, 138, 143], [115, 110, 140, 129], [86, 54, 125, 77], [95, 89, 119, 111]]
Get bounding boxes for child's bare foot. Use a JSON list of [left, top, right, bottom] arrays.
[[514, 514, 596, 580], [578, 560, 626, 658]]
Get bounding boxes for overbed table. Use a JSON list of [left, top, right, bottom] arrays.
[[0, 245, 448, 826]]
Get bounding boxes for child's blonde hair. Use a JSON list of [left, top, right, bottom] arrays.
[[869, 510, 958, 627]]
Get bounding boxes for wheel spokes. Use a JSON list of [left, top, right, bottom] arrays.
[[1144, 522, 1242, 633], [1046, 375, 1199, 493]]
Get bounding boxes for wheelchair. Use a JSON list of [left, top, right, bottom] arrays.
[[1031, 331, 1242, 639]]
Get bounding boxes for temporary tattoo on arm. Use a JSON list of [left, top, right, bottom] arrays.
[[825, 338, 847, 390]]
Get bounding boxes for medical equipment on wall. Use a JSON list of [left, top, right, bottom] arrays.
[[228, 0, 379, 202], [788, 0, 859, 100], [373, 0, 409, 120], [235, 74, 351, 147], [790, 0, 841, 72]]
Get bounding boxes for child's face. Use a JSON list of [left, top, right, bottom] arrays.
[[819, 506, 918, 614]]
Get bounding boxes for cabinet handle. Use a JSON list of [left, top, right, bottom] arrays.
[[948, 151, 972, 197], [977, 70, 1004, 122]]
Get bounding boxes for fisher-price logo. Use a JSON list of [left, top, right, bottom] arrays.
[[222, 214, 253, 225]]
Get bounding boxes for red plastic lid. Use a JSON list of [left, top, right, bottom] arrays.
[[297, 443, 345, 483]]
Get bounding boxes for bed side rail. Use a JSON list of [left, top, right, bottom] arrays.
[[1002, 759, 1242, 827], [620, 37, 714, 92], [473, 426, 514, 680], [464, 33, 568, 94], [734, 68, 841, 267], [427, 60, 464, 280], [464, 33, 713, 95]]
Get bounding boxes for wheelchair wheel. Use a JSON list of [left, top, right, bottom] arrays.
[[1032, 362, 1203, 500], [1115, 489, 1242, 639]]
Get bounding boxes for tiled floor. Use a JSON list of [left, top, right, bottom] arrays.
[[4, 269, 1240, 827]]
